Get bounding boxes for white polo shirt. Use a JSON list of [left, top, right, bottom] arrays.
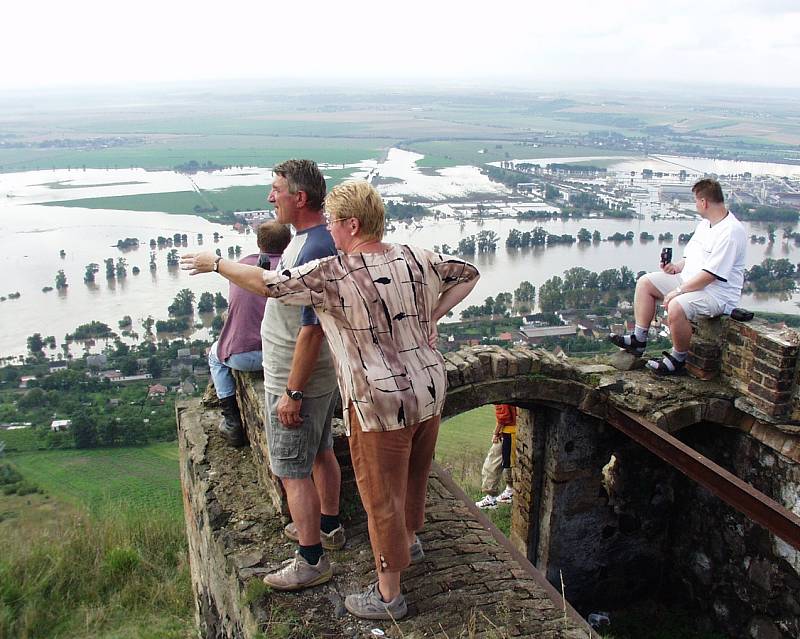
[[681, 211, 747, 314]]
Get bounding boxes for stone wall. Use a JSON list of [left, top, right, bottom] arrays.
[[177, 391, 591, 638], [514, 404, 676, 612], [669, 423, 800, 639]]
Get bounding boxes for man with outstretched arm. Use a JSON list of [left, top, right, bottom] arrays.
[[609, 178, 747, 375]]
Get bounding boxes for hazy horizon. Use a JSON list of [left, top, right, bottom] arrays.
[[3, 0, 798, 92]]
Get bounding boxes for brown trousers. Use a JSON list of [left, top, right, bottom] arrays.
[[348, 408, 440, 573]]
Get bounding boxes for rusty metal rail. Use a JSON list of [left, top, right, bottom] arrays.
[[606, 406, 800, 551]]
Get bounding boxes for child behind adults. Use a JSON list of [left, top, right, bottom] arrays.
[[476, 404, 516, 509], [209, 220, 292, 446]]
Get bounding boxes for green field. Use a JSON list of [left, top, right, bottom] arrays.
[[40, 180, 147, 189], [409, 141, 619, 169], [8, 442, 182, 516], [438, 404, 495, 461], [0, 135, 389, 173], [42, 168, 362, 216], [0, 426, 41, 452]]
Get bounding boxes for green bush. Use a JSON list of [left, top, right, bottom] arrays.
[[14, 481, 40, 496], [0, 463, 22, 485], [102, 546, 141, 580]]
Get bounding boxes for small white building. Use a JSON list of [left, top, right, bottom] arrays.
[[50, 419, 72, 432]]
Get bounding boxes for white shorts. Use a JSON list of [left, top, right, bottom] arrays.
[[644, 271, 724, 321]]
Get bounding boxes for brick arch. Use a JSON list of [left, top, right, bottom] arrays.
[[438, 343, 799, 616]]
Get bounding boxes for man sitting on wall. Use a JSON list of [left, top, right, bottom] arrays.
[[209, 221, 291, 445], [609, 178, 746, 375]]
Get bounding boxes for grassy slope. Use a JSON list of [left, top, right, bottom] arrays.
[[1, 443, 191, 638], [437, 405, 512, 535]]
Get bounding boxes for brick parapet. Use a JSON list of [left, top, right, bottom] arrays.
[[713, 318, 800, 419]]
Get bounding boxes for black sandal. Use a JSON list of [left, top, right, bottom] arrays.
[[608, 333, 646, 357], [646, 351, 686, 376]]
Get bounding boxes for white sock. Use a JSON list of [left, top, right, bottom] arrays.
[[634, 325, 648, 342], [671, 349, 687, 362]]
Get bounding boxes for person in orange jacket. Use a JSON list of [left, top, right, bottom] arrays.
[[476, 404, 516, 509]]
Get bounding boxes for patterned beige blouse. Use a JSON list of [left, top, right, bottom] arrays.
[[262, 243, 479, 433]]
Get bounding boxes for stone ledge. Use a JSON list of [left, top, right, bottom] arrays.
[[178, 398, 590, 638]]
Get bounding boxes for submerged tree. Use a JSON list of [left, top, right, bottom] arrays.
[[213, 292, 228, 311], [84, 263, 100, 283], [198, 292, 215, 313], [168, 289, 195, 316], [115, 257, 127, 279], [55, 269, 68, 290]]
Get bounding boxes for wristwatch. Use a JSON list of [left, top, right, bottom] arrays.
[[213, 256, 222, 272], [285, 388, 303, 401]]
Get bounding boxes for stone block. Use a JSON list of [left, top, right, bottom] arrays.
[[654, 401, 704, 433], [488, 352, 509, 379], [690, 341, 722, 359], [472, 348, 495, 379], [459, 351, 485, 383], [445, 360, 462, 388], [780, 438, 800, 462], [687, 353, 720, 371], [609, 350, 644, 371], [746, 394, 791, 418], [753, 347, 795, 370]]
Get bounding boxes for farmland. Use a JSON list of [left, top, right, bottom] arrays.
[[41, 167, 358, 217], [8, 442, 182, 516]]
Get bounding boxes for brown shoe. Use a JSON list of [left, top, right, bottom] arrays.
[[263, 552, 332, 591], [284, 522, 346, 550]]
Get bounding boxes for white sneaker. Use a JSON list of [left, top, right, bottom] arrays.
[[475, 494, 497, 509], [497, 487, 514, 503]]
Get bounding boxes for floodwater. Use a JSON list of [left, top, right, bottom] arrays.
[[0, 153, 797, 359]]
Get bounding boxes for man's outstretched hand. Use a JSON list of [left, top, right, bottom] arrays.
[[180, 252, 216, 275]]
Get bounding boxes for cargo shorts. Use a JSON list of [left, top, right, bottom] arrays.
[[264, 390, 337, 479]]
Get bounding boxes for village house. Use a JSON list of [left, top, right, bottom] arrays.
[[50, 419, 71, 432], [48, 361, 68, 373], [148, 384, 168, 398]]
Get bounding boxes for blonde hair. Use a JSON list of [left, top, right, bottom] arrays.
[[325, 180, 385, 241]]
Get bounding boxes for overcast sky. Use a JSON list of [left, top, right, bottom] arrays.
[[3, 0, 799, 91]]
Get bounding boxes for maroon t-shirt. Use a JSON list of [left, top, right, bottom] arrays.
[[216, 253, 280, 362]]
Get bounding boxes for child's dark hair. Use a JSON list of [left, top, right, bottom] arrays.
[[256, 221, 292, 254]]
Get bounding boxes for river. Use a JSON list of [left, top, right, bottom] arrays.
[[1, 153, 798, 360]]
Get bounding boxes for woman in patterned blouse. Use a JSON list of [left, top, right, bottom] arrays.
[[183, 180, 479, 620]]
